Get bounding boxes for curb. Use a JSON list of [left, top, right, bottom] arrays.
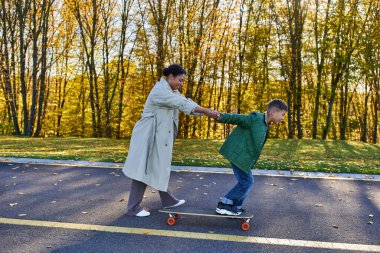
[[0, 157, 379, 181]]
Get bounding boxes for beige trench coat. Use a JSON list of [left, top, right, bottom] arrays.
[[122, 77, 199, 191]]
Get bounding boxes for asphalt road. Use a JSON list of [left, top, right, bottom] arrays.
[[0, 162, 379, 253]]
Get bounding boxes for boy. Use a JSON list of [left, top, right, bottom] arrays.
[[215, 99, 288, 216]]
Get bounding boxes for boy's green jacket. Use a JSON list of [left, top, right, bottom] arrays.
[[217, 112, 268, 174]]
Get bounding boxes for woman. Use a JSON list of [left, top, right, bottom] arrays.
[[123, 64, 218, 217]]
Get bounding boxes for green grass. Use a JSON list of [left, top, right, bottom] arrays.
[[0, 136, 378, 174]]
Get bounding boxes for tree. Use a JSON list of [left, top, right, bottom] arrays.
[[312, 0, 331, 139], [15, 0, 31, 135], [67, 0, 104, 137], [33, 0, 55, 137], [116, 0, 136, 139], [0, 0, 21, 134], [285, 0, 307, 139]]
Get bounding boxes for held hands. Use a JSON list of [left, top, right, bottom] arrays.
[[205, 109, 221, 120]]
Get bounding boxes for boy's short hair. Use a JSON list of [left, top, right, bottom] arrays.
[[267, 99, 288, 112]]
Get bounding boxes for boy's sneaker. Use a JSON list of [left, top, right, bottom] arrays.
[[215, 202, 242, 216]]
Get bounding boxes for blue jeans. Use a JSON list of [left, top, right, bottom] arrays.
[[222, 163, 254, 209]]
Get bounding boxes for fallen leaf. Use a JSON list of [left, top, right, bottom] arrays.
[[151, 190, 156, 193], [332, 225, 338, 229], [50, 201, 57, 204], [369, 214, 374, 218], [203, 192, 208, 195], [17, 192, 25, 195], [95, 184, 101, 186], [119, 199, 125, 202], [11, 167, 19, 170], [199, 177, 204, 180], [367, 221, 374, 225], [18, 214, 27, 217], [315, 204, 324, 207], [9, 203, 18, 206], [81, 211, 88, 214]]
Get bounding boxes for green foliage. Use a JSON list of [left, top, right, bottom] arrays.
[[0, 0, 379, 142]]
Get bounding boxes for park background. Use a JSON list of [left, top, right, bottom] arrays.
[[0, 0, 378, 143]]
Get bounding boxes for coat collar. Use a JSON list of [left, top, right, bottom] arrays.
[[160, 77, 174, 91], [159, 77, 179, 94]]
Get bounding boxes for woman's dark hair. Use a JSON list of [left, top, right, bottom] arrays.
[[163, 64, 187, 77]]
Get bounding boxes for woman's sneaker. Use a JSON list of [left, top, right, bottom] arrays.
[[215, 202, 242, 216], [135, 209, 150, 217], [164, 199, 186, 209]]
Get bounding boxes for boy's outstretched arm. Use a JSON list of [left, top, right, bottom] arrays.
[[216, 112, 253, 128]]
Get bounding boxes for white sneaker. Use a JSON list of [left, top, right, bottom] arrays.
[[135, 209, 150, 217], [165, 199, 185, 209]]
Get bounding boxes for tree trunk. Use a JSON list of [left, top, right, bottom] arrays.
[[361, 81, 369, 142], [1, 0, 21, 134], [35, 0, 52, 137], [116, 0, 135, 139], [15, 0, 30, 135], [373, 85, 379, 144], [312, 0, 330, 139]]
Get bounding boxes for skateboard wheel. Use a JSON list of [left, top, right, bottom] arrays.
[[167, 217, 176, 226], [241, 222, 250, 231]]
